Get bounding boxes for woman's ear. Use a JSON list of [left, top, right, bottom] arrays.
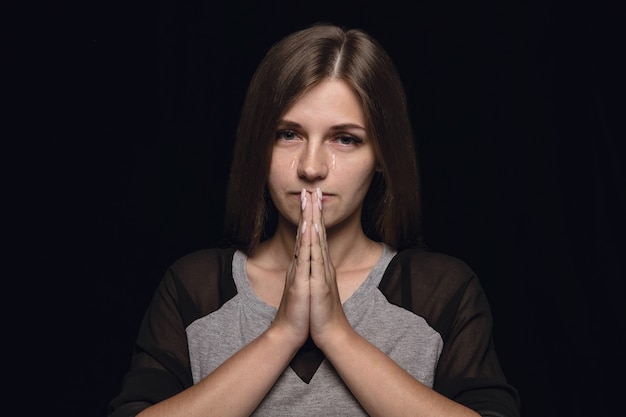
[[375, 161, 383, 173]]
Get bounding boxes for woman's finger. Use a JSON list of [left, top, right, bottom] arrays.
[[296, 189, 312, 271], [311, 188, 333, 280], [294, 188, 308, 258], [310, 187, 325, 280], [273, 189, 312, 346]]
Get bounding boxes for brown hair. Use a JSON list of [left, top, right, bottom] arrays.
[[222, 23, 422, 253]]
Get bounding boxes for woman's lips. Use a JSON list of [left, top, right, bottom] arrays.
[[290, 190, 333, 203]]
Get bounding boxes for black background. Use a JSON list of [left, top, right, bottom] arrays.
[[36, 0, 624, 416]]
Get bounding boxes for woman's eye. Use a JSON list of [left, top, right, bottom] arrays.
[[276, 130, 298, 141], [334, 135, 363, 146]]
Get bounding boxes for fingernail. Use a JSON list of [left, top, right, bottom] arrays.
[[316, 187, 323, 210], [301, 188, 306, 211], [302, 220, 307, 234], [314, 223, 320, 235]]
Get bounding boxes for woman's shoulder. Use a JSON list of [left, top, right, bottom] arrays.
[[164, 247, 237, 294], [162, 246, 239, 317], [389, 246, 476, 283], [169, 246, 237, 275], [381, 246, 487, 335]]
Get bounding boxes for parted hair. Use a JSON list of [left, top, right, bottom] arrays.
[[222, 23, 422, 253]]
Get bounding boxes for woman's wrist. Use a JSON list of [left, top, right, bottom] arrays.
[[264, 321, 308, 355], [313, 318, 359, 355]]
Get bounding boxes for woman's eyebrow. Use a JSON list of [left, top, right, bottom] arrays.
[[277, 120, 366, 132], [276, 120, 302, 129], [328, 123, 366, 132]]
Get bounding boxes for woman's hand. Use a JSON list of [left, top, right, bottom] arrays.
[[309, 187, 351, 347], [271, 189, 313, 348], [272, 188, 351, 350]]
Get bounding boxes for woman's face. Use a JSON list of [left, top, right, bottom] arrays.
[[267, 78, 378, 231]]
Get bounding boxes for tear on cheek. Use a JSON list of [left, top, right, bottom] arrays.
[[331, 153, 336, 170], [290, 157, 297, 170]]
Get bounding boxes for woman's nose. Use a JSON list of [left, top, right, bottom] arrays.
[[297, 143, 329, 181]]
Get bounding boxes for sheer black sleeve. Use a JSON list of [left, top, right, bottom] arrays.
[[107, 248, 236, 417], [379, 248, 521, 417]]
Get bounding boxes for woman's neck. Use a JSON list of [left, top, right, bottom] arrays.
[[255, 216, 381, 273]]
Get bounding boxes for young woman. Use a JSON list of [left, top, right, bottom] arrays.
[[108, 23, 520, 417]]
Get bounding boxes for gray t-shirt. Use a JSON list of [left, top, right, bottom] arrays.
[[187, 245, 443, 416], [107, 246, 520, 417]]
